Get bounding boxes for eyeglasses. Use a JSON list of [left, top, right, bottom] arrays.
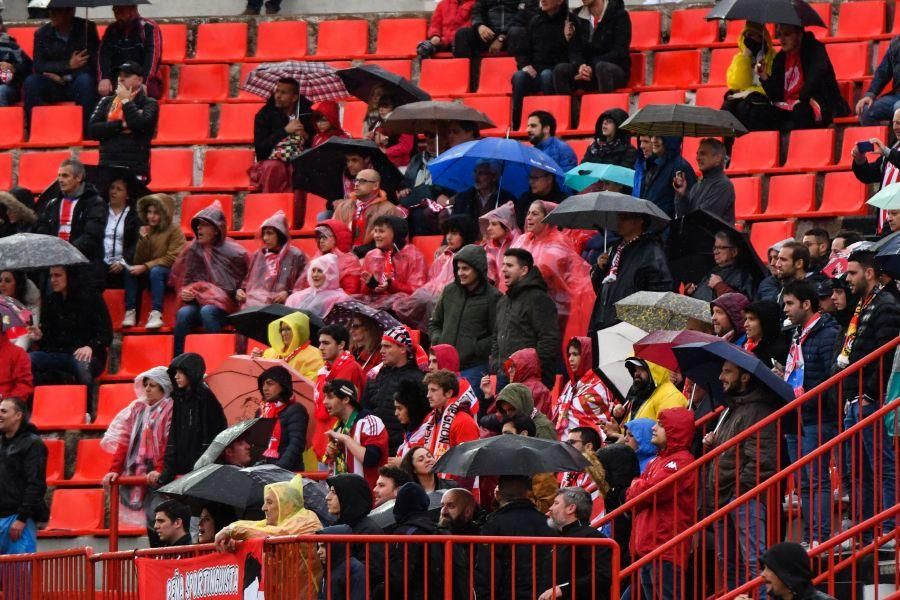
[[713, 245, 735, 252], [565, 439, 583, 446], [354, 178, 377, 185]]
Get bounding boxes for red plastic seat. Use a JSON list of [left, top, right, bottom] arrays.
[[750, 220, 796, 262], [240, 193, 294, 234], [254, 21, 308, 61], [733, 177, 762, 220], [627, 53, 646, 88], [17, 151, 70, 195], [668, 8, 719, 47], [420, 58, 469, 96], [6, 27, 36, 58], [650, 50, 701, 88], [681, 137, 702, 173], [362, 59, 413, 80], [833, 0, 886, 40], [839, 126, 888, 166], [184, 333, 237, 371], [315, 20, 369, 58], [728, 131, 779, 172], [109, 335, 174, 381], [296, 194, 328, 235], [180, 195, 235, 235], [79, 150, 99, 165], [411, 235, 444, 268], [630, 11, 661, 49], [155, 103, 211, 145], [340, 101, 368, 138], [215, 103, 261, 144], [91, 383, 135, 430], [462, 96, 510, 136], [40, 488, 105, 536], [810, 3, 834, 33], [0, 107, 25, 148], [826, 42, 870, 80], [200, 149, 253, 191], [572, 93, 630, 134], [69, 439, 115, 483], [27, 106, 83, 147], [818, 171, 869, 216], [724, 21, 774, 44], [159, 23, 187, 64], [31, 385, 87, 430], [637, 90, 685, 108], [291, 237, 319, 257], [44, 439, 65, 484], [374, 18, 427, 58], [234, 62, 261, 103], [519, 95, 570, 132], [190, 22, 248, 62], [472, 57, 517, 96], [766, 173, 816, 216], [706, 49, 734, 86], [174, 64, 230, 103], [149, 148, 194, 191], [782, 129, 835, 169], [102, 288, 126, 332], [566, 138, 591, 162], [0, 153, 12, 190], [694, 86, 728, 109]]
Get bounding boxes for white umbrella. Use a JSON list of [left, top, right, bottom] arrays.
[[595, 322, 647, 398]]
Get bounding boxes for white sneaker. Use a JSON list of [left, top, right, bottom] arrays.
[[122, 309, 137, 328], [839, 538, 855, 553], [145, 310, 164, 329], [783, 492, 801, 510]]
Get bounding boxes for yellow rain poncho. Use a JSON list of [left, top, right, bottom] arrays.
[[726, 22, 777, 96], [261, 311, 324, 382], [624, 359, 688, 423]]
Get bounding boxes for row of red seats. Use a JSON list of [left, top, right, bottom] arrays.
[[38, 487, 145, 537]]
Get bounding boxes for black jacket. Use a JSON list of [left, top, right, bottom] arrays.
[[674, 165, 735, 223], [253, 96, 314, 162], [582, 108, 637, 169], [514, 184, 568, 229], [326, 474, 385, 590], [761, 31, 850, 124], [865, 36, 900, 99], [793, 311, 841, 424], [452, 186, 517, 221], [160, 353, 227, 484], [0, 423, 47, 522], [692, 262, 757, 302], [590, 232, 673, 332], [744, 300, 790, 368], [360, 361, 425, 454], [852, 141, 900, 185], [98, 16, 161, 81], [841, 286, 900, 402], [552, 521, 612, 600], [516, 5, 570, 71], [88, 91, 159, 178], [39, 286, 112, 369], [381, 512, 438, 600], [569, 1, 631, 75], [471, 0, 538, 35], [0, 32, 33, 86], [33, 17, 99, 77], [264, 403, 308, 471]]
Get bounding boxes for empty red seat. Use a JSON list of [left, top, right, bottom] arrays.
[[79, 150, 99, 165], [810, 3, 834, 33], [839, 126, 888, 165], [316, 20, 369, 58], [420, 58, 469, 96], [240, 193, 294, 234], [519, 96, 570, 132], [32, 385, 87, 430], [340, 101, 368, 138], [733, 177, 762, 220], [27, 106, 83, 147], [149, 149, 194, 191], [728, 131, 779, 172], [363, 59, 413, 80], [706, 49, 734, 86], [766, 173, 816, 216], [40, 489, 105, 536], [637, 90, 685, 108], [159, 23, 187, 63], [627, 53, 646, 88], [191, 22, 248, 62], [296, 194, 328, 235], [668, 8, 719, 46], [651, 50, 702, 88], [6, 27, 36, 58], [833, 0, 886, 40], [0, 107, 24, 148], [69, 439, 114, 483], [782, 129, 835, 169], [681, 137, 702, 173], [574, 93, 630, 134], [215, 103, 261, 144], [818, 171, 869, 216], [155, 103, 211, 145], [630, 11, 661, 49], [102, 288, 126, 332], [180, 195, 234, 235], [412, 236, 444, 268], [0, 153, 11, 190], [472, 57, 517, 96], [566, 138, 592, 161], [826, 42, 870, 80], [462, 96, 510, 136], [184, 333, 237, 371], [200, 149, 253, 191], [111, 335, 174, 381], [91, 383, 135, 430], [375, 18, 427, 57], [44, 439, 65, 484], [175, 64, 230, 103], [750, 220, 796, 261], [17, 151, 70, 195], [255, 21, 308, 61], [694, 86, 728, 109]]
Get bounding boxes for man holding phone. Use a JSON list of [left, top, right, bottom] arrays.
[[851, 107, 900, 234]]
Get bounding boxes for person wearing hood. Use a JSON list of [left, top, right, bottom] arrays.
[[310, 100, 349, 147], [735, 542, 837, 600], [124, 193, 186, 329], [334, 169, 405, 256], [315, 524, 367, 600], [255, 365, 310, 472], [358, 215, 428, 311], [250, 78, 313, 194], [589, 212, 673, 333], [687, 230, 757, 302], [286, 254, 350, 320], [624, 408, 696, 599], [703, 361, 779, 596], [478, 201, 521, 293], [673, 138, 735, 223], [553, 336, 617, 440], [481, 382, 557, 440], [255, 311, 324, 382], [0, 26, 32, 108], [581, 108, 638, 168], [324, 472, 385, 593], [169, 200, 249, 356], [595, 442, 640, 565], [0, 190, 36, 238], [236, 210, 308, 309], [514, 166, 569, 230], [502, 347, 552, 416], [722, 22, 777, 130], [639, 136, 696, 218], [742, 300, 789, 367], [297, 219, 361, 295], [452, 161, 517, 221], [100, 366, 174, 544], [623, 418, 657, 473], [711, 291, 750, 344], [0, 397, 47, 556], [374, 482, 437, 600], [605, 358, 686, 442]]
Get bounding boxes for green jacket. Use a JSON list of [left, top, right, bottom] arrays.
[[496, 383, 557, 440], [428, 244, 501, 370]]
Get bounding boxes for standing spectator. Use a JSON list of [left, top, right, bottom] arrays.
[[123, 193, 185, 330], [687, 231, 757, 301], [711, 292, 750, 343], [379, 483, 439, 600], [358, 216, 428, 309], [595, 443, 640, 564], [0, 397, 47, 555], [639, 136, 695, 218], [0, 22, 33, 107], [97, 5, 162, 99], [580, 109, 638, 168], [606, 358, 685, 442], [29, 265, 112, 387], [399, 446, 453, 493], [624, 407, 696, 600], [236, 210, 308, 308], [514, 167, 568, 230], [801, 228, 830, 275], [856, 37, 900, 125], [323, 380, 390, 489], [25, 7, 99, 131], [333, 170, 404, 254], [420, 369, 480, 462], [157, 352, 227, 486], [481, 382, 557, 440], [766, 241, 825, 305], [554, 0, 631, 96], [588, 212, 673, 332], [742, 300, 789, 365], [254, 312, 324, 382], [325, 474, 381, 535], [479, 202, 521, 292], [511, 2, 570, 129], [251, 78, 312, 194], [452, 162, 517, 221], [373, 466, 411, 507], [100, 175, 140, 302], [436, 488, 482, 600], [313, 324, 366, 457], [622, 418, 658, 473], [316, 525, 366, 600], [169, 201, 249, 356], [673, 138, 735, 222], [88, 61, 159, 182], [721, 22, 776, 130], [419, 0, 475, 58], [391, 380, 431, 460], [242, 0, 282, 15], [257, 365, 309, 472], [153, 500, 192, 547], [523, 111, 577, 171], [553, 336, 615, 440], [0, 329, 33, 400]]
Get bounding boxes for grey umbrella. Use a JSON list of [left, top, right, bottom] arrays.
[[705, 0, 827, 28], [614, 291, 712, 332], [367, 490, 447, 529], [381, 101, 495, 135], [543, 191, 671, 232], [0, 233, 89, 271], [620, 105, 748, 138], [192, 418, 276, 470]]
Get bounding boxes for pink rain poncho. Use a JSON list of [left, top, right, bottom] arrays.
[[392, 244, 459, 329], [240, 210, 308, 307], [295, 219, 362, 295], [285, 254, 351, 319], [479, 201, 520, 293], [168, 201, 249, 313], [357, 218, 428, 311]]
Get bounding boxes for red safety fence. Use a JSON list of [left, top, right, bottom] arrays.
[[89, 543, 217, 600], [0, 547, 92, 600]]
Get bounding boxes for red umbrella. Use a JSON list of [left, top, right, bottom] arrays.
[[633, 330, 722, 372]]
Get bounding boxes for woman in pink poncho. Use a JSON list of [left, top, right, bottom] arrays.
[[236, 210, 308, 308], [478, 201, 520, 293], [285, 254, 350, 319], [357, 215, 427, 312], [297, 219, 362, 295]]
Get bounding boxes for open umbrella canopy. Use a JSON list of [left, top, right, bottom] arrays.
[[867, 182, 900, 210], [381, 100, 495, 135], [594, 321, 647, 398], [30, 0, 148, 6], [633, 330, 722, 372], [0, 233, 89, 271], [241, 61, 348, 103], [427, 137, 565, 197], [291, 137, 403, 201], [433, 434, 589, 477], [367, 490, 447, 529], [0, 296, 31, 333], [620, 105, 748, 138], [875, 231, 900, 279], [337, 64, 431, 106], [564, 163, 635, 192], [705, 0, 827, 27], [544, 191, 671, 232], [227, 304, 324, 346], [325, 299, 402, 332], [615, 291, 712, 331], [192, 418, 276, 470]]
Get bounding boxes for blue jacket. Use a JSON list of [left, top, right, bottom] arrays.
[[623, 417, 658, 473], [795, 311, 841, 424], [638, 137, 696, 218], [534, 136, 578, 172]]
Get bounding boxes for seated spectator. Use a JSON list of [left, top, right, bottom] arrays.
[[169, 201, 249, 356], [286, 254, 350, 320], [100, 366, 173, 541], [742, 300, 789, 367], [390, 380, 430, 460], [481, 382, 556, 440], [478, 201, 521, 291], [123, 194, 185, 330], [0, 270, 40, 350], [758, 24, 850, 130], [153, 500, 193, 547], [0, 23, 32, 107], [236, 210, 307, 309], [254, 312, 324, 382], [418, 0, 475, 59], [158, 352, 227, 486], [722, 22, 776, 130], [452, 161, 517, 221], [581, 108, 638, 167], [503, 347, 552, 417], [256, 365, 310, 472], [87, 61, 159, 182], [323, 379, 390, 488], [101, 175, 140, 299], [514, 169, 567, 231], [511, 2, 570, 129], [454, 0, 536, 91], [0, 327, 33, 400], [251, 78, 312, 194], [400, 446, 455, 493], [674, 138, 735, 222], [711, 292, 750, 344], [312, 324, 366, 459], [622, 418, 657, 473], [310, 101, 348, 147], [369, 95, 415, 167], [399, 131, 455, 238], [553, 336, 616, 440], [687, 230, 757, 301], [24, 7, 99, 131], [29, 265, 112, 386], [639, 136, 695, 218], [0, 189, 36, 238], [554, 0, 631, 96], [801, 228, 830, 275], [856, 37, 900, 125], [524, 110, 577, 172], [373, 466, 411, 507], [349, 313, 384, 376], [333, 169, 404, 256], [295, 219, 361, 295], [197, 503, 236, 544], [97, 5, 162, 99], [358, 216, 428, 311]]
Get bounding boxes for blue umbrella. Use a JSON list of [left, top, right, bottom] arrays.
[[427, 137, 565, 197], [875, 231, 900, 279], [564, 163, 636, 192], [672, 341, 795, 406]]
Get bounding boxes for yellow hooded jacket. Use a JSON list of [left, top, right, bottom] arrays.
[[262, 311, 324, 382], [624, 360, 688, 423], [726, 23, 776, 96]]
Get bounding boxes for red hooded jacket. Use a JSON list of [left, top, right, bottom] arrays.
[[504, 347, 552, 417], [311, 101, 349, 147], [427, 0, 475, 47], [625, 407, 697, 567], [0, 332, 33, 400], [306, 219, 361, 294]]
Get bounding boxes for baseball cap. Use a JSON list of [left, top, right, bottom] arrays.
[[116, 61, 143, 77]]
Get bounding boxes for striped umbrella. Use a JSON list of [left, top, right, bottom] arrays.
[[620, 104, 748, 138], [240, 61, 349, 103]]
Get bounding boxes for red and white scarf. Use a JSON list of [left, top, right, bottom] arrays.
[[421, 381, 478, 466], [58, 197, 77, 241], [553, 373, 614, 439], [878, 144, 900, 233], [838, 285, 880, 369], [784, 312, 821, 397], [260, 401, 288, 459], [602, 237, 637, 284]]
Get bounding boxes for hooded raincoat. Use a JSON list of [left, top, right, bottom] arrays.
[[134, 194, 186, 270], [241, 211, 308, 308], [726, 23, 776, 95], [286, 254, 351, 319], [638, 137, 696, 218], [581, 108, 638, 168], [553, 336, 616, 439], [495, 382, 556, 440], [504, 347, 552, 417], [622, 417, 657, 473], [261, 311, 324, 382], [299, 219, 362, 295], [478, 201, 521, 293], [624, 358, 688, 423], [311, 101, 349, 147], [359, 217, 428, 309], [760, 543, 837, 600]]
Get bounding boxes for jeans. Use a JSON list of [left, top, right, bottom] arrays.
[[0, 84, 20, 107], [553, 61, 628, 94], [0, 515, 36, 555], [29, 350, 93, 386], [453, 25, 527, 92], [123, 266, 170, 312], [174, 303, 228, 356], [785, 422, 838, 543], [511, 68, 556, 129], [246, 0, 281, 9], [638, 560, 681, 600], [843, 401, 897, 536], [716, 498, 767, 600], [859, 93, 900, 126], [23, 72, 97, 131]]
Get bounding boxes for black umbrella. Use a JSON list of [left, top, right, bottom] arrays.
[[875, 232, 900, 279], [337, 64, 431, 107], [433, 435, 589, 477], [324, 299, 402, 331], [227, 304, 325, 346], [367, 490, 447, 529], [544, 191, 671, 232], [0, 233, 88, 271], [29, 0, 148, 6], [381, 100, 495, 135], [291, 138, 403, 202], [620, 105, 748, 138], [192, 418, 276, 470], [705, 0, 827, 28]]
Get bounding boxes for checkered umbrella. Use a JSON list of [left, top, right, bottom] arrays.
[[240, 61, 350, 103]]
